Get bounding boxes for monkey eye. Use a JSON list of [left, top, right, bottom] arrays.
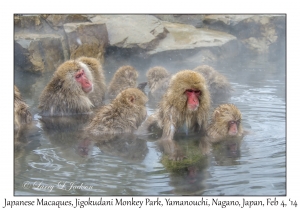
[[229, 120, 236, 125], [194, 90, 201, 94], [186, 89, 193, 93], [75, 73, 82, 79]]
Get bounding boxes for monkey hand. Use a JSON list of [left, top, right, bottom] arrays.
[[160, 139, 186, 161], [199, 138, 211, 156]]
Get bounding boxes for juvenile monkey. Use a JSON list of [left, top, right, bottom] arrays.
[[85, 88, 148, 140], [193, 65, 232, 103], [14, 85, 32, 132], [146, 66, 171, 102], [207, 103, 243, 143], [39, 57, 105, 116], [137, 70, 211, 160], [106, 65, 138, 100]]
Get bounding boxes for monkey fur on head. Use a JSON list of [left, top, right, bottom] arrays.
[[107, 65, 138, 100], [146, 66, 171, 102]]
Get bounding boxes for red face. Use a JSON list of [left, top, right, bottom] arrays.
[[185, 89, 201, 111], [228, 120, 239, 135], [75, 69, 92, 93]]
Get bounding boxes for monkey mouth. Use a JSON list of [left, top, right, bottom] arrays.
[[228, 131, 238, 136], [83, 85, 93, 93], [187, 104, 199, 111]]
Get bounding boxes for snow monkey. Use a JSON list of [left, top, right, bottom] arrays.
[[137, 70, 211, 160], [39, 57, 106, 116]]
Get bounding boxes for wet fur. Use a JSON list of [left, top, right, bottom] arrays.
[[207, 103, 243, 143]]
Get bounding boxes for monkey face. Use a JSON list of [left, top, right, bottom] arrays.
[[75, 69, 93, 93]]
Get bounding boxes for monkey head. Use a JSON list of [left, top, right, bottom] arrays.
[[115, 66, 138, 86], [55, 60, 94, 94], [114, 87, 148, 108], [212, 104, 243, 136], [146, 66, 169, 89], [164, 70, 210, 112]]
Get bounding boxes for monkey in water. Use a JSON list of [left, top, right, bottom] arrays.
[[137, 70, 211, 160], [39, 57, 106, 116], [106, 65, 139, 100], [207, 103, 244, 143], [193, 65, 232, 103], [14, 85, 32, 133], [146, 66, 171, 102], [85, 88, 148, 141]]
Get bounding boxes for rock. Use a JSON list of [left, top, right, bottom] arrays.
[[89, 15, 168, 50], [14, 34, 65, 73], [203, 15, 286, 54], [154, 14, 205, 28], [146, 21, 238, 66], [45, 14, 90, 29], [14, 15, 44, 33], [63, 22, 109, 62]]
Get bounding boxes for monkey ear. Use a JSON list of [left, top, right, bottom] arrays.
[[128, 95, 135, 103], [214, 110, 220, 119]]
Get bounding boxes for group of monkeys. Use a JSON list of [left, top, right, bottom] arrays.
[[14, 56, 244, 161]]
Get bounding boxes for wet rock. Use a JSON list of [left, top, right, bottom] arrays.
[[63, 22, 109, 62], [14, 34, 65, 73], [89, 15, 168, 50]]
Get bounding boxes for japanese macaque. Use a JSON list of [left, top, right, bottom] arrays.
[[106, 65, 138, 100], [39, 57, 106, 116], [146, 66, 171, 102], [193, 65, 232, 103], [207, 103, 243, 143], [137, 70, 211, 160], [14, 85, 32, 133], [85, 88, 148, 140]]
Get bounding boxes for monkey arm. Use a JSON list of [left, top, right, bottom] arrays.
[[135, 113, 158, 135], [160, 111, 186, 161]]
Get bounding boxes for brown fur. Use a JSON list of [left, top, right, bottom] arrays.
[[85, 88, 148, 140], [14, 85, 32, 132], [207, 103, 243, 143], [138, 70, 211, 159], [39, 57, 105, 116], [146, 66, 171, 102], [107, 65, 138, 100], [193, 65, 232, 103]]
